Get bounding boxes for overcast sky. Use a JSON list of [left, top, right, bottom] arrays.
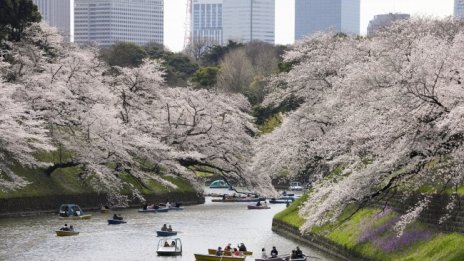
[[164, 0, 454, 52]]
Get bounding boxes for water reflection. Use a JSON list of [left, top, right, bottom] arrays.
[[0, 196, 334, 261]]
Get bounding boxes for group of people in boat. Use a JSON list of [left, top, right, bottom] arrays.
[[256, 200, 268, 207], [59, 224, 74, 231], [142, 200, 182, 210], [215, 243, 247, 256], [163, 240, 177, 247], [160, 224, 173, 232], [261, 246, 304, 259]]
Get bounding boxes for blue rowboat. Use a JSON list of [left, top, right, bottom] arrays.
[[157, 230, 178, 237], [108, 219, 127, 225]]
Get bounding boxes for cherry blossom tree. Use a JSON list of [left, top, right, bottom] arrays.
[[252, 18, 464, 233]]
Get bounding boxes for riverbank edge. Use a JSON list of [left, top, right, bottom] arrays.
[[0, 191, 205, 218], [272, 219, 373, 261]]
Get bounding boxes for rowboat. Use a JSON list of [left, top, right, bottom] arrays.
[[211, 198, 261, 203], [107, 219, 127, 225], [157, 238, 182, 256], [138, 208, 157, 213], [156, 230, 178, 237], [194, 254, 246, 261], [207, 249, 252, 256], [247, 204, 270, 210], [256, 256, 307, 261], [168, 206, 184, 211], [55, 230, 79, 237]]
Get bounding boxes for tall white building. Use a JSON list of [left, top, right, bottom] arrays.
[[33, 0, 74, 42], [367, 13, 410, 36], [295, 0, 360, 41], [222, 0, 275, 44], [192, 0, 223, 45], [455, 0, 464, 18], [74, 0, 164, 47]]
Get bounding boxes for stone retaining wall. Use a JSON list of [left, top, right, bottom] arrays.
[[272, 219, 373, 261], [0, 191, 204, 217], [369, 193, 464, 233]]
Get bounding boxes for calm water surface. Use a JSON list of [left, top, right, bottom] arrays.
[[0, 196, 335, 261]]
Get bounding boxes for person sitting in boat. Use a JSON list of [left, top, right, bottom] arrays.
[[290, 250, 298, 259], [216, 247, 223, 256], [233, 248, 240, 256], [142, 203, 148, 210], [164, 241, 170, 247], [256, 200, 262, 207], [271, 246, 278, 258], [295, 246, 303, 258], [167, 225, 173, 232], [171, 241, 176, 247], [174, 202, 181, 208], [165, 201, 171, 208], [69, 225, 74, 231], [261, 248, 268, 258], [113, 214, 123, 220], [224, 243, 232, 252], [161, 224, 168, 231], [239, 243, 247, 252], [60, 224, 69, 231]]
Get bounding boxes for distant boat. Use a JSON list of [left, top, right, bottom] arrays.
[[58, 204, 92, 220], [138, 208, 158, 213], [137, 207, 168, 213], [157, 238, 182, 256], [289, 182, 304, 191], [194, 254, 246, 261], [209, 180, 230, 189], [156, 230, 178, 237], [247, 204, 270, 210], [55, 230, 79, 237], [212, 197, 262, 203], [108, 219, 127, 225]]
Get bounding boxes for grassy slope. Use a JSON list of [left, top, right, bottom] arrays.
[[274, 196, 464, 261], [0, 157, 196, 199]]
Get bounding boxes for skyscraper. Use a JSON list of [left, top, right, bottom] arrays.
[[455, 0, 464, 18], [33, 0, 74, 42], [222, 0, 275, 44], [74, 0, 164, 47], [192, 0, 223, 45], [367, 13, 410, 36], [295, 0, 360, 41]]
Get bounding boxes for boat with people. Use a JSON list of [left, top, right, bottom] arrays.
[[56, 224, 79, 236], [247, 204, 270, 209], [55, 230, 79, 237], [58, 204, 92, 219], [256, 257, 307, 261], [207, 249, 253, 256], [212, 196, 263, 203], [194, 254, 246, 261], [108, 219, 127, 225], [156, 230, 178, 237], [157, 238, 182, 256], [137, 207, 169, 213]]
